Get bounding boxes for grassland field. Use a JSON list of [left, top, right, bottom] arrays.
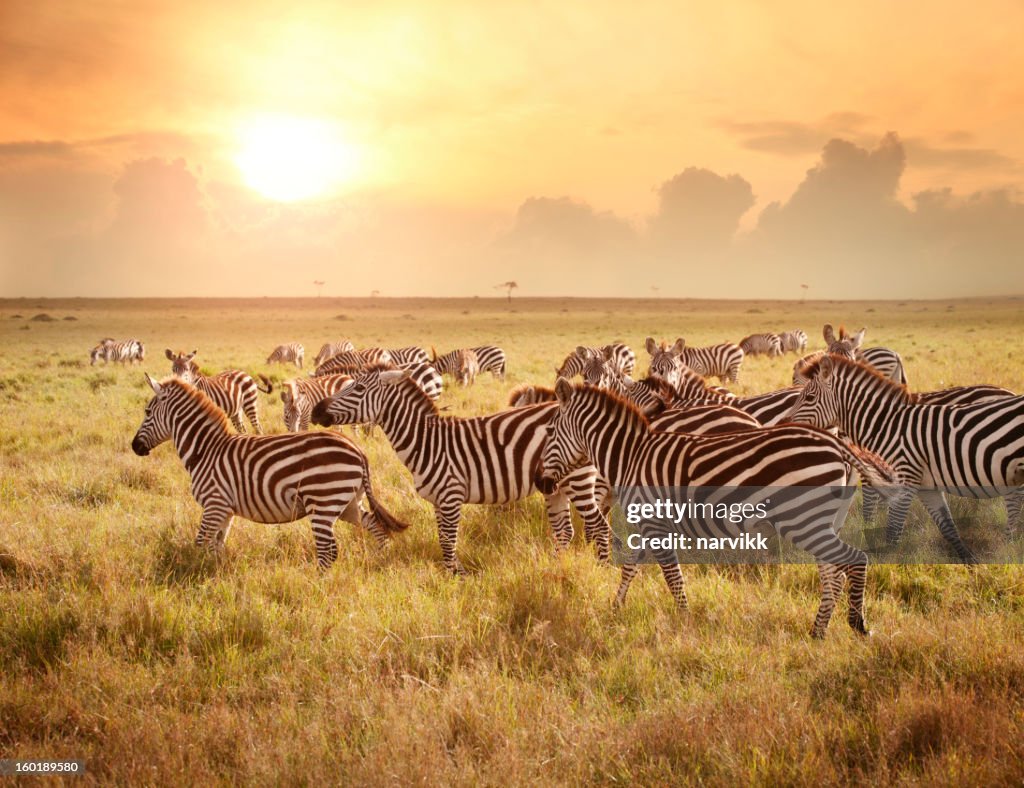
[[1, 295, 1024, 785]]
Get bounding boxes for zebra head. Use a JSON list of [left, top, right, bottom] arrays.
[[785, 356, 841, 429], [580, 351, 615, 387], [132, 374, 174, 456], [822, 324, 865, 359], [541, 378, 592, 484], [89, 345, 105, 365], [311, 367, 401, 427], [166, 349, 199, 383], [555, 347, 588, 378], [280, 381, 304, 432], [645, 337, 685, 387]]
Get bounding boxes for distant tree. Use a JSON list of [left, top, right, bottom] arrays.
[[800, 283, 809, 304], [495, 281, 519, 304], [370, 289, 381, 298], [313, 280, 326, 298]]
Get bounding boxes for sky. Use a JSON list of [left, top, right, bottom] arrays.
[[1, 0, 1023, 298]]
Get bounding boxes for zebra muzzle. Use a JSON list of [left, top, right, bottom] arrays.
[[131, 436, 150, 456]]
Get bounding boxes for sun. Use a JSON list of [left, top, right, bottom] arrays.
[[234, 116, 359, 202]]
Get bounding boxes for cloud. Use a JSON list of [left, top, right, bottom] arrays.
[[720, 112, 873, 156], [649, 167, 754, 252], [903, 138, 1017, 170]]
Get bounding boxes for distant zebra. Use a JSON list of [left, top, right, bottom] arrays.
[[432, 345, 506, 382], [543, 380, 898, 638], [793, 325, 906, 385], [645, 337, 743, 384], [787, 356, 1024, 562], [267, 342, 304, 368], [90, 338, 144, 365], [281, 374, 354, 432], [777, 329, 808, 354], [556, 343, 635, 378], [739, 333, 782, 357], [310, 367, 606, 572], [313, 341, 355, 367], [454, 349, 480, 387], [165, 349, 272, 433], [132, 375, 408, 567], [314, 348, 393, 376], [387, 346, 431, 366]]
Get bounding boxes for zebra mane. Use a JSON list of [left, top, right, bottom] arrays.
[[636, 375, 676, 399], [569, 382, 651, 430], [161, 377, 232, 430], [803, 355, 913, 402], [371, 365, 439, 414]]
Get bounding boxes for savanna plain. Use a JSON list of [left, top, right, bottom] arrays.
[[1, 295, 1023, 785]]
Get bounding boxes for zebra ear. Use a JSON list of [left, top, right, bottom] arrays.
[[823, 324, 835, 344], [645, 337, 656, 355], [672, 338, 685, 355], [575, 346, 591, 359], [145, 373, 162, 394], [851, 328, 866, 348], [164, 348, 174, 360], [554, 376, 574, 404], [818, 355, 835, 379], [187, 350, 198, 360]]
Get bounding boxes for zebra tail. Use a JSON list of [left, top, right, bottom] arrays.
[[360, 454, 410, 532], [842, 443, 901, 500], [256, 374, 273, 394]]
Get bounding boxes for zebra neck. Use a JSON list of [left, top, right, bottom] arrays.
[[374, 389, 437, 466], [586, 415, 646, 489], [171, 406, 230, 473], [837, 384, 906, 451]]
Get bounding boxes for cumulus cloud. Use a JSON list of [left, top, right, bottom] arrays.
[[649, 167, 754, 252]]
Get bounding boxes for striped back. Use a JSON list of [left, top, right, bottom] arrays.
[[388, 346, 430, 366], [313, 341, 355, 367], [90, 338, 144, 365], [315, 348, 392, 375], [281, 374, 354, 431], [679, 342, 744, 383], [739, 333, 782, 357], [267, 342, 304, 368], [777, 329, 808, 353]]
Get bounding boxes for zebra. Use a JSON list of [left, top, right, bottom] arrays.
[[313, 341, 355, 368], [387, 346, 431, 366], [165, 349, 272, 433], [793, 325, 907, 385], [454, 349, 480, 387], [132, 375, 408, 568], [281, 374, 355, 432], [786, 355, 1024, 562], [398, 361, 444, 400], [90, 338, 145, 365], [556, 343, 636, 379], [645, 337, 743, 384], [266, 342, 304, 368], [433, 346, 506, 381], [314, 348, 393, 376], [309, 367, 607, 572], [542, 379, 899, 638], [739, 333, 782, 357], [777, 329, 808, 354]]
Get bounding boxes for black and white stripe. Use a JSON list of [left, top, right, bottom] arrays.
[[90, 338, 145, 365], [739, 333, 782, 357], [432, 345, 506, 382], [777, 329, 808, 354], [266, 342, 304, 368], [281, 374, 355, 432], [542, 380, 898, 638], [645, 337, 743, 385], [166, 349, 272, 433], [132, 375, 408, 567], [310, 367, 606, 573], [787, 356, 1024, 562], [313, 341, 355, 367], [387, 346, 431, 366], [556, 343, 636, 378], [314, 348, 393, 376], [794, 325, 907, 385]]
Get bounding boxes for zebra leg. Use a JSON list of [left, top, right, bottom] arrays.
[[309, 513, 339, 569], [811, 563, 844, 639], [657, 562, 688, 610], [884, 487, 916, 546], [918, 489, 977, 564], [230, 411, 247, 433], [214, 515, 235, 548], [1005, 490, 1024, 536], [243, 393, 262, 434], [543, 489, 574, 552], [842, 562, 870, 635], [435, 498, 466, 575], [861, 485, 880, 523], [614, 564, 639, 608], [196, 506, 231, 549]]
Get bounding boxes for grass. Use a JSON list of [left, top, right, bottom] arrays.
[[1, 295, 1023, 784]]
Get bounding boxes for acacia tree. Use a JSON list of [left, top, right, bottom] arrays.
[[495, 281, 518, 304]]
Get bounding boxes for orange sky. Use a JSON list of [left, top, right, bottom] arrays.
[[2, 0, 1023, 297]]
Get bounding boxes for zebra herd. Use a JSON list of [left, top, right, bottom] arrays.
[[127, 323, 1024, 639]]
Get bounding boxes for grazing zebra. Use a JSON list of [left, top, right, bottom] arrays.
[[454, 349, 480, 387], [90, 338, 145, 365], [387, 346, 431, 366], [314, 348, 393, 376], [787, 356, 1024, 562], [556, 343, 636, 378], [777, 329, 808, 354], [313, 341, 355, 367], [267, 342, 305, 368], [739, 333, 782, 357], [310, 367, 606, 572], [432, 345, 507, 381], [794, 325, 907, 385], [281, 374, 354, 432], [132, 375, 408, 567], [645, 337, 743, 384], [165, 349, 272, 433], [542, 380, 898, 638]]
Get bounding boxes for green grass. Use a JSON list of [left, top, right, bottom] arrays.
[[1, 295, 1023, 784]]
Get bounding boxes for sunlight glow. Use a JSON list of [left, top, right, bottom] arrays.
[[234, 116, 359, 202]]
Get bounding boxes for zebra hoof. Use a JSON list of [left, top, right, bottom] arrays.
[[810, 627, 827, 640]]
